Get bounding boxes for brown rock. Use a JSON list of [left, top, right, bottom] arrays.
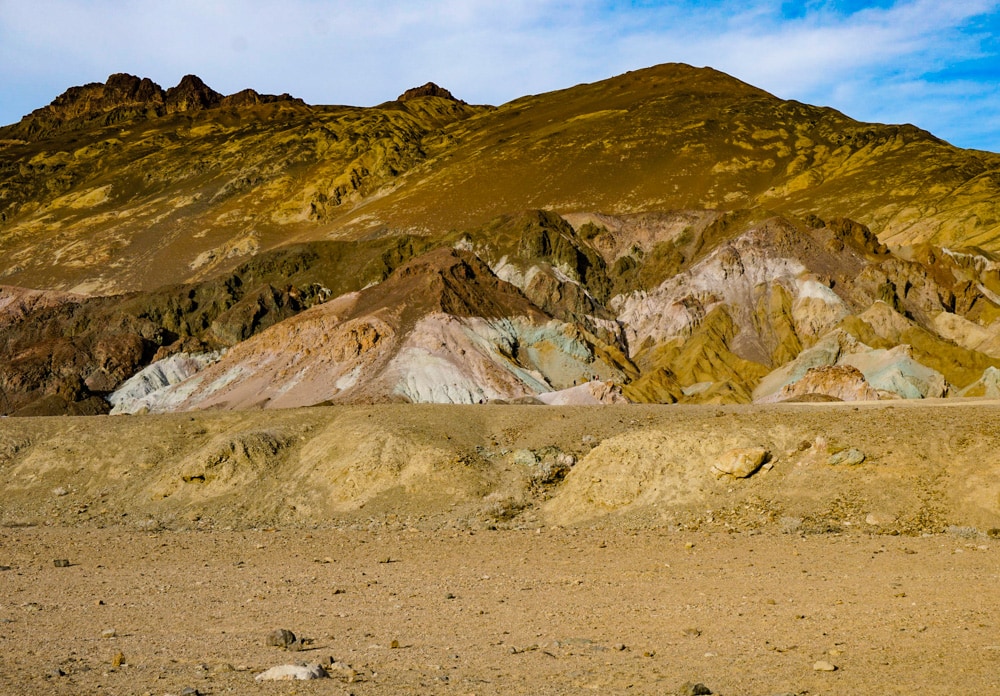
[[397, 82, 464, 103]]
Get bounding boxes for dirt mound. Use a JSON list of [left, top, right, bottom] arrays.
[[2, 403, 999, 535]]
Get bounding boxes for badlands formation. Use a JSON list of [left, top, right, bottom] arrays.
[[2, 64, 1000, 694], [2, 64, 1000, 415]]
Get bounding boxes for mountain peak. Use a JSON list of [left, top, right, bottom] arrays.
[[165, 74, 222, 111], [397, 82, 464, 103], [2, 73, 303, 140]]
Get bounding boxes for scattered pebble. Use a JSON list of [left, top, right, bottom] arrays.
[[46, 668, 65, 679], [53, 559, 71, 568], [101, 629, 116, 639], [683, 627, 702, 638], [326, 660, 359, 682], [390, 639, 400, 649], [0, 565, 11, 572], [813, 660, 838, 671], [613, 643, 626, 651], [679, 681, 712, 695], [254, 663, 329, 681], [111, 652, 125, 668]]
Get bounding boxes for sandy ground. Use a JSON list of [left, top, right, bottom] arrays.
[[2, 402, 1000, 694], [1, 526, 998, 695]]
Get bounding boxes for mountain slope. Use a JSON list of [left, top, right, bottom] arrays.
[[2, 64, 999, 294], [0, 74, 485, 293], [3, 64, 1000, 414]]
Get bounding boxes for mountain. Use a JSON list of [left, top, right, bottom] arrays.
[[2, 64, 1000, 415]]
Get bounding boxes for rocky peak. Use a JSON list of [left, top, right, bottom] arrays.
[[165, 74, 223, 111], [1, 73, 303, 140], [397, 82, 465, 103]]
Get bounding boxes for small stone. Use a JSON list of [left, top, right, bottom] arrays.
[[179, 688, 200, 696], [683, 627, 702, 638], [0, 565, 11, 571], [613, 643, 626, 651], [53, 559, 71, 568], [680, 681, 713, 695], [101, 629, 116, 639], [112, 652, 125, 668], [265, 628, 297, 648], [813, 660, 837, 671], [445, 593, 456, 599], [254, 663, 328, 681], [828, 448, 865, 466], [390, 639, 400, 649], [328, 661, 358, 682], [46, 668, 65, 679]]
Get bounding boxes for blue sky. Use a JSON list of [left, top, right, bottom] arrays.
[[1, 0, 998, 152]]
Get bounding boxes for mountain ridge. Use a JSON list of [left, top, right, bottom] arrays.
[[4, 63, 1000, 414], [0, 72, 306, 140]]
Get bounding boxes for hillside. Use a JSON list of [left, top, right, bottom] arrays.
[[3, 64, 1000, 415]]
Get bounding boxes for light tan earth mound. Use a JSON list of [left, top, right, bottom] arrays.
[[2, 402, 999, 534]]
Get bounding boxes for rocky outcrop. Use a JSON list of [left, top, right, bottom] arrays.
[[0, 73, 303, 140], [108, 351, 223, 415], [959, 366, 1000, 398], [773, 365, 879, 402], [118, 248, 631, 410], [397, 82, 464, 103]]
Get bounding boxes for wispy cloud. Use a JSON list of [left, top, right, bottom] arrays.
[[1, 0, 997, 150]]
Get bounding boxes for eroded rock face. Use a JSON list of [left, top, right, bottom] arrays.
[[774, 365, 880, 402], [3, 73, 303, 140]]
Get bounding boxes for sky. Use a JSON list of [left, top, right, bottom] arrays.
[[1, 0, 998, 152]]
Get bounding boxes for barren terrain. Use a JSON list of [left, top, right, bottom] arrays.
[[2, 402, 1000, 694]]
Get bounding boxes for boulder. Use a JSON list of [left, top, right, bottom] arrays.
[[712, 447, 769, 478]]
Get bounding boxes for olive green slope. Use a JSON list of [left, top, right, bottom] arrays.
[[3, 63, 1000, 295], [336, 63, 1000, 251], [0, 75, 485, 293]]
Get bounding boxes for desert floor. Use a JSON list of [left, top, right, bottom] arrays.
[[2, 402, 1000, 694], [2, 526, 999, 695]]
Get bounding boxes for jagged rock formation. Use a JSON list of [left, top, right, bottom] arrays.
[[2, 73, 303, 140], [398, 82, 464, 103], [3, 64, 1000, 413]]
